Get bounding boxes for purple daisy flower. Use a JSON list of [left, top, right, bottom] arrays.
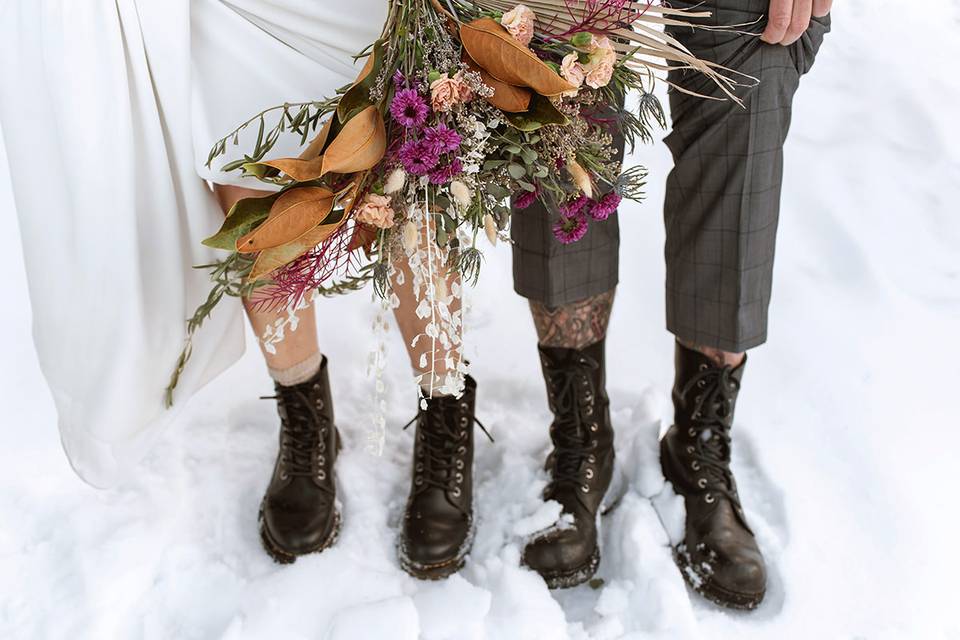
[[423, 124, 462, 155], [513, 189, 538, 210], [559, 194, 590, 218], [399, 139, 439, 176], [428, 158, 464, 185], [553, 212, 589, 245], [589, 191, 622, 221], [390, 89, 429, 128]]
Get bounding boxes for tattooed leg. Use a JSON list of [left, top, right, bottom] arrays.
[[678, 339, 745, 368], [529, 290, 616, 350]]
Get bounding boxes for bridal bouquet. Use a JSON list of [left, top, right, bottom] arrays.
[[166, 0, 740, 402]]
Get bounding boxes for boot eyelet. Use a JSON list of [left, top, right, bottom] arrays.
[[317, 470, 326, 480], [415, 477, 423, 486], [687, 428, 696, 437], [415, 462, 424, 472], [584, 406, 593, 416], [589, 423, 598, 432], [452, 487, 462, 497], [587, 454, 596, 464], [693, 411, 702, 419], [699, 364, 708, 372], [585, 468, 595, 479], [580, 484, 590, 493], [457, 445, 467, 455], [691, 461, 701, 471], [455, 472, 463, 483], [460, 402, 469, 411], [460, 417, 469, 427], [697, 380, 706, 388], [704, 493, 715, 504], [694, 394, 702, 403], [280, 472, 289, 481], [697, 478, 707, 489], [316, 400, 324, 410], [318, 456, 325, 465], [686, 445, 695, 454], [456, 460, 465, 470]]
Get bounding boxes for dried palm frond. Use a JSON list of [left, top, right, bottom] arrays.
[[455, 0, 756, 104]]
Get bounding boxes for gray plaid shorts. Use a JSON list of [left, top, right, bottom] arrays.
[[511, 0, 830, 352]]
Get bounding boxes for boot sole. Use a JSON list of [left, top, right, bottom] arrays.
[[258, 503, 342, 565], [672, 544, 765, 610], [397, 517, 475, 581], [525, 463, 627, 590], [659, 437, 765, 610]]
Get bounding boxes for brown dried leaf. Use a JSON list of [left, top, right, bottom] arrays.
[[248, 156, 325, 182], [321, 106, 387, 176], [460, 18, 576, 97], [463, 53, 531, 113], [247, 219, 346, 281], [236, 186, 335, 253], [299, 117, 334, 160]]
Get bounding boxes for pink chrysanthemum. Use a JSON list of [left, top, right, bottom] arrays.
[[390, 88, 429, 128], [513, 189, 538, 210], [423, 124, 461, 155], [589, 191, 622, 220], [428, 158, 464, 185], [553, 212, 589, 244], [559, 194, 591, 218], [399, 139, 439, 176]]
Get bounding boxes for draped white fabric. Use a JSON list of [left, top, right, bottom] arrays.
[[0, 0, 384, 487]]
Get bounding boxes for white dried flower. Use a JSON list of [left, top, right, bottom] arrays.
[[384, 168, 406, 194], [483, 214, 498, 246], [450, 180, 472, 207], [402, 220, 418, 255]]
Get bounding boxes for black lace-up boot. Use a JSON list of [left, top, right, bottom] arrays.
[[660, 342, 767, 609], [258, 357, 341, 564], [398, 376, 486, 580], [522, 339, 618, 589]]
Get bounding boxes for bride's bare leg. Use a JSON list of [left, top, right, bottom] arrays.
[[214, 185, 320, 380], [213, 184, 460, 391]]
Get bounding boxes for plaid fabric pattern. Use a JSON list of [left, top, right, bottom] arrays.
[[511, 0, 829, 351], [510, 113, 626, 307]]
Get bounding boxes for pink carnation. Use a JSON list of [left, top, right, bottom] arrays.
[[501, 5, 535, 46], [355, 193, 395, 229]]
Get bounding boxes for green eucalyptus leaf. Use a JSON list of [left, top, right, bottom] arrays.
[[508, 163, 527, 180], [505, 95, 569, 132]]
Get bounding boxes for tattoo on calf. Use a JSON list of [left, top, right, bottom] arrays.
[[530, 291, 616, 350]]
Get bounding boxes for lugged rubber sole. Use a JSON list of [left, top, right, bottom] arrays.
[[672, 543, 765, 610], [397, 517, 475, 581], [258, 503, 342, 565]]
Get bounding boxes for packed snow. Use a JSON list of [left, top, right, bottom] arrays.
[[2, 2, 959, 638]]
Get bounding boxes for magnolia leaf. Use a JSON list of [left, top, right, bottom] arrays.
[[202, 192, 281, 250], [337, 41, 384, 123], [300, 117, 335, 160], [504, 94, 569, 131], [462, 53, 531, 113], [322, 106, 387, 176], [244, 156, 325, 182], [248, 214, 347, 281], [460, 18, 577, 97], [237, 186, 336, 253]]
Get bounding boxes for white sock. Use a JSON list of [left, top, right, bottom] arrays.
[[269, 352, 323, 387]]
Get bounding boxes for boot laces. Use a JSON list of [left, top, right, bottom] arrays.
[[402, 397, 491, 503], [546, 356, 598, 492], [680, 365, 741, 505], [264, 388, 330, 484]]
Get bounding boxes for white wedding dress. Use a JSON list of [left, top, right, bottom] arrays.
[[0, 0, 385, 487]]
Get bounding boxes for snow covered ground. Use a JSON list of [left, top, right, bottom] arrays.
[[2, 2, 959, 638]]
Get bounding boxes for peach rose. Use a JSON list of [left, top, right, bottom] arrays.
[[430, 74, 470, 112], [584, 35, 616, 89], [453, 71, 474, 102], [355, 193, 395, 229], [501, 4, 535, 46], [560, 52, 585, 95]]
